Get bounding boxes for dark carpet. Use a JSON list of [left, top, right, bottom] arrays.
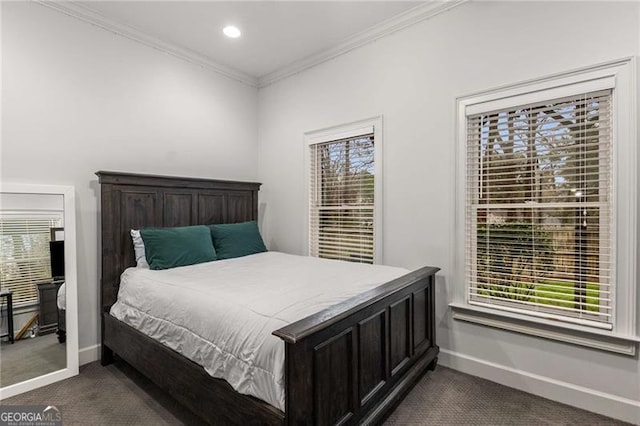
[[1, 361, 626, 425], [1, 334, 66, 387]]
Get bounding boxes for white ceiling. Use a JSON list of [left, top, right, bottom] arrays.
[[77, 1, 423, 79]]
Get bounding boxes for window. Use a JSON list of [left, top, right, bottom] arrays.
[[468, 90, 613, 328], [306, 117, 382, 264], [453, 59, 637, 353], [0, 216, 62, 305]]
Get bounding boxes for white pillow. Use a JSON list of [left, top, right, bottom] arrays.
[[130, 229, 149, 268]]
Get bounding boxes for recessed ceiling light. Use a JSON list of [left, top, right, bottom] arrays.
[[223, 26, 241, 39]]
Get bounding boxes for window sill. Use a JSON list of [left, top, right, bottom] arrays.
[[449, 303, 640, 356]]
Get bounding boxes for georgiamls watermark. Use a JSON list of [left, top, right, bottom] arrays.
[[0, 405, 62, 426]]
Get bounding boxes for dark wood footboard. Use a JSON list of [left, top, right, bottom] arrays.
[[274, 265, 439, 425]]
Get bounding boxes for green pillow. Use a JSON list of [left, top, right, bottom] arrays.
[[140, 225, 216, 270], [209, 221, 267, 260]]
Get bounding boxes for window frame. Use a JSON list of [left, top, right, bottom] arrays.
[[304, 116, 383, 264], [451, 58, 638, 355]]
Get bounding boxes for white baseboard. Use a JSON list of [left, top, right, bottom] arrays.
[[439, 348, 640, 425], [79, 344, 100, 366]]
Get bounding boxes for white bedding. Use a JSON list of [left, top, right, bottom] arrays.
[[57, 282, 66, 310], [109, 251, 408, 411]]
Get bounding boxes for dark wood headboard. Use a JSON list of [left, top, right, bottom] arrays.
[[96, 171, 261, 313]]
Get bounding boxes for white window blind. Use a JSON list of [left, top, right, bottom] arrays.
[[0, 217, 62, 305], [309, 134, 375, 263], [466, 89, 613, 329]]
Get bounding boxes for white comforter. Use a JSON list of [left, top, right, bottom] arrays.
[[57, 282, 66, 310], [110, 251, 408, 410]]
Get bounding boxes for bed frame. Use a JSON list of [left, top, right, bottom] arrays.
[[96, 171, 440, 425]]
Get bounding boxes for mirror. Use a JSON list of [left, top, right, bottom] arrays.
[[0, 184, 78, 399]]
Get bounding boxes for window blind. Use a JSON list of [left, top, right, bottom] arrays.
[[466, 89, 613, 328], [309, 134, 375, 263], [0, 217, 62, 305]]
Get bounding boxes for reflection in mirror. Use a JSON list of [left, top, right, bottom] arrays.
[[0, 193, 67, 387]]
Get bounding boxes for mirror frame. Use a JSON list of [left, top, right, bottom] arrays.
[[0, 183, 79, 399]]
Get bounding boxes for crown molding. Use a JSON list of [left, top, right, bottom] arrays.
[[257, 0, 468, 88], [33, 0, 467, 90], [33, 0, 259, 87]]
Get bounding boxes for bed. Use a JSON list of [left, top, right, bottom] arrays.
[[97, 171, 440, 425], [57, 282, 66, 343]]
